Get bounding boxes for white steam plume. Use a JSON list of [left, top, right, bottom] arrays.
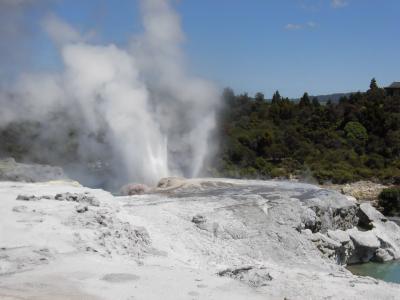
[[133, 0, 219, 177], [0, 0, 219, 188]]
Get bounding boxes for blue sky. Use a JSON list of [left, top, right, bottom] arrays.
[[33, 0, 400, 98]]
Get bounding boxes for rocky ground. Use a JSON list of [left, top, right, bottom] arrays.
[[0, 158, 68, 183], [1, 178, 400, 299], [323, 181, 388, 205]]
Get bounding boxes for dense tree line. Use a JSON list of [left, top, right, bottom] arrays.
[[213, 79, 400, 184]]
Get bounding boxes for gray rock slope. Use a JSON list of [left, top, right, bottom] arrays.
[[152, 178, 400, 267], [0, 157, 67, 182], [1, 178, 400, 299]]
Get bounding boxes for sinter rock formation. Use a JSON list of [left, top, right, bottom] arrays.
[[0, 157, 68, 182], [1, 176, 400, 299]]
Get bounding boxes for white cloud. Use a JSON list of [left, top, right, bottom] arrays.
[[331, 0, 348, 8]]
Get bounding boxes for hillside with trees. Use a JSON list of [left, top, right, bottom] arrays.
[[214, 79, 400, 184]]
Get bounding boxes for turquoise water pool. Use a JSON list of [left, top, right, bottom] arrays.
[[347, 261, 400, 284]]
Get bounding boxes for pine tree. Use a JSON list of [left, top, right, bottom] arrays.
[[299, 92, 311, 107], [272, 91, 281, 104], [370, 78, 378, 90], [255, 92, 265, 103]]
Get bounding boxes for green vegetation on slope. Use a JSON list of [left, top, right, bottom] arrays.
[[378, 187, 400, 216], [213, 79, 400, 184]]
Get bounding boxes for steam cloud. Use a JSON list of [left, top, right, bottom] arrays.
[[0, 0, 219, 189]]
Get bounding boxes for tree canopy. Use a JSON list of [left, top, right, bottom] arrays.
[[212, 79, 400, 184]]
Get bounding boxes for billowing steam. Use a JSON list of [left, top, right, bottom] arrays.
[[0, 0, 219, 189]]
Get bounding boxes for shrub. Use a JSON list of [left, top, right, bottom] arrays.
[[254, 157, 272, 175], [312, 167, 356, 184], [378, 187, 400, 216], [330, 168, 356, 184], [269, 167, 289, 178], [239, 167, 258, 178], [378, 168, 400, 185]]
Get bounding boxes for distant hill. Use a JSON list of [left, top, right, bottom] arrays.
[[313, 92, 355, 103], [290, 92, 355, 103]]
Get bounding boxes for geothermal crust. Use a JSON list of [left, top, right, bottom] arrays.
[[0, 157, 68, 183], [1, 177, 400, 299]]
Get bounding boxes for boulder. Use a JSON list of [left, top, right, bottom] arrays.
[[311, 232, 346, 263], [348, 229, 380, 249], [327, 229, 351, 245], [302, 190, 359, 233], [325, 230, 354, 265], [374, 248, 394, 262], [358, 202, 387, 226], [348, 228, 380, 263]]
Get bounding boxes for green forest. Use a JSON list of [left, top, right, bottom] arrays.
[[214, 79, 400, 184]]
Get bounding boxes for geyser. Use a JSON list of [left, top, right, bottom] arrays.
[[0, 0, 220, 189]]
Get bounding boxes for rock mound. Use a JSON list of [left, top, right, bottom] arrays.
[[2, 178, 400, 299], [0, 157, 68, 182], [325, 180, 387, 203], [120, 183, 150, 196]]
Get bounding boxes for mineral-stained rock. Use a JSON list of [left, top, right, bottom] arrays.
[[157, 177, 186, 189], [120, 183, 149, 196]]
